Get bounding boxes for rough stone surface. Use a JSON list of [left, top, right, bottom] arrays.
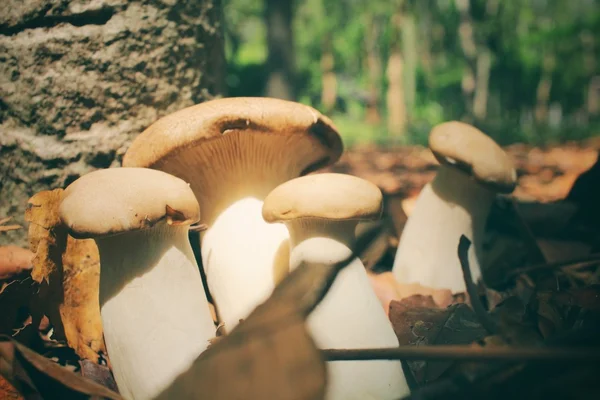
[[0, 0, 225, 246]]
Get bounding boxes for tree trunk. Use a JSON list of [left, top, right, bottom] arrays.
[[473, 49, 492, 119], [321, 35, 337, 113], [386, 12, 407, 138], [365, 15, 382, 124], [472, 0, 498, 120], [456, 0, 496, 120], [588, 76, 600, 117], [455, 0, 477, 119], [582, 31, 598, 117], [401, 13, 417, 116], [535, 53, 556, 124], [417, 0, 434, 87], [264, 0, 296, 100], [0, 0, 225, 247]]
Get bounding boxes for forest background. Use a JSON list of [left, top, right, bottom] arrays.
[[224, 0, 600, 146]]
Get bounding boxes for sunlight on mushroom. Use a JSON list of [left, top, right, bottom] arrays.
[[122, 97, 343, 331]]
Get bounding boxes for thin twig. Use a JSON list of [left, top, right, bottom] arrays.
[[507, 253, 600, 279], [322, 346, 600, 362], [458, 235, 499, 334]]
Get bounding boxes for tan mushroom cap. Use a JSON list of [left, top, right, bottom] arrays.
[[122, 97, 343, 173], [59, 168, 200, 239], [428, 121, 517, 193], [263, 173, 383, 222]]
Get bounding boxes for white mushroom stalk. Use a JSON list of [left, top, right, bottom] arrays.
[[95, 224, 215, 399], [392, 121, 517, 293], [263, 173, 410, 400], [59, 168, 216, 400], [122, 98, 342, 331], [392, 165, 494, 292], [287, 221, 410, 400]]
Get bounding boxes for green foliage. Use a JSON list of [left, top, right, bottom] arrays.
[[223, 0, 600, 146]]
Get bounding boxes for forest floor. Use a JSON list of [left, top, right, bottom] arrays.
[[1, 140, 600, 399]]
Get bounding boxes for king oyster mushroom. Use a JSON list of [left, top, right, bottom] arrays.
[[263, 173, 410, 400], [392, 121, 517, 293], [122, 97, 342, 330], [59, 168, 216, 399]]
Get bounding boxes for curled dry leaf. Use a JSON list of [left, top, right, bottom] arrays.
[[25, 190, 106, 363], [0, 335, 121, 400]]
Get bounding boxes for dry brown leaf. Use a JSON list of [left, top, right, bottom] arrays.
[[0, 374, 23, 400], [0, 246, 33, 281], [25, 189, 66, 284], [389, 300, 488, 384], [25, 189, 106, 363], [368, 272, 455, 316], [158, 301, 326, 400], [0, 335, 121, 400], [60, 236, 105, 361]]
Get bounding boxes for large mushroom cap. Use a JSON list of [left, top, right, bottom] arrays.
[[59, 168, 200, 239], [263, 173, 383, 222], [428, 121, 517, 193], [122, 97, 343, 174]]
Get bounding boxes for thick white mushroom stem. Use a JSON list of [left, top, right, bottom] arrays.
[[286, 219, 410, 400], [392, 164, 495, 293], [160, 133, 331, 330], [95, 223, 215, 400]]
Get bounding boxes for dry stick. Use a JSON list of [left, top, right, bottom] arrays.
[[457, 235, 499, 334], [322, 346, 600, 362], [506, 253, 600, 279]]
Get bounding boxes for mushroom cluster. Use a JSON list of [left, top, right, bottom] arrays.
[[53, 97, 516, 400], [122, 97, 343, 331], [392, 121, 517, 293]]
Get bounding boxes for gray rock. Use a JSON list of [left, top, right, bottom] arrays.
[[0, 0, 225, 246]]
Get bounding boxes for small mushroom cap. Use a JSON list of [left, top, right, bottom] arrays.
[[59, 168, 200, 239], [122, 97, 343, 172], [263, 173, 383, 222], [428, 121, 517, 193]]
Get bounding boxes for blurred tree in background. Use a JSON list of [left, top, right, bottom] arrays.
[[223, 0, 600, 146]]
